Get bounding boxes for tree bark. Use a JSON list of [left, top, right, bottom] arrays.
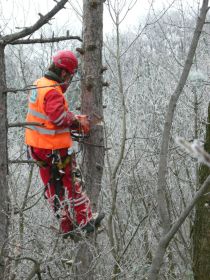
[[81, 0, 104, 210], [193, 102, 210, 279], [0, 44, 9, 279], [74, 1, 104, 279]]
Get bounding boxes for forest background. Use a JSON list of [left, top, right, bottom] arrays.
[[1, 0, 210, 279]]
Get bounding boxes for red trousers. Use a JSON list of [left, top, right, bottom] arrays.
[[30, 147, 93, 233]]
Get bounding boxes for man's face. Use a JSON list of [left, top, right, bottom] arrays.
[[60, 70, 74, 92]]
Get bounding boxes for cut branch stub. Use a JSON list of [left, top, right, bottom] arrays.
[[86, 44, 97, 51], [38, 13, 44, 19], [89, 0, 99, 8], [96, 163, 103, 171], [100, 66, 108, 73], [102, 81, 109, 87], [76, 47, 85, 55], [85, 75, 94, 91]]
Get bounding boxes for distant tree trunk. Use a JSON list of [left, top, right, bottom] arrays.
[[148, 1, 209, 279], [0, 44, 9, 278], [74, 1, 104, 279], [193, 102, 210, 279], [0, 2, 72, 278]]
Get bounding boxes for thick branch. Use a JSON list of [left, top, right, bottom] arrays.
[[9, 35, 82, 45], [2, 0, 68, 45], [149, 175, 210, 279]]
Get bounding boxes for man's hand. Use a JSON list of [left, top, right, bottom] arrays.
[[75, 115, 90, 135]]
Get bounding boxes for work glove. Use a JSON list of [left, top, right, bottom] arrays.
[[75, 115, 90, 135]]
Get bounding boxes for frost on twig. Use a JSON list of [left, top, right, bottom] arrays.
[[176, 137, 210, 167]]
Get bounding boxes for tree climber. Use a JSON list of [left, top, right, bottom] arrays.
[[25, 50, 104, 237]]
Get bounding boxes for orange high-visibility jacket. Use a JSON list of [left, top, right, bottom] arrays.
[[25, 77, 73, 149]]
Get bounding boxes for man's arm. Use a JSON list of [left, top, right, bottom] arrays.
[[44, 90, 76, 127]]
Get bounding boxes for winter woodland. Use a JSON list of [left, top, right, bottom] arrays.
[[1, 0, 210, 279]]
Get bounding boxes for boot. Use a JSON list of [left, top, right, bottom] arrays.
[[62, 212, 105, 239], [80, 212, 105, 233]]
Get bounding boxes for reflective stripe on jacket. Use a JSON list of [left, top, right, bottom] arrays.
[[25, 77, 73, 149]]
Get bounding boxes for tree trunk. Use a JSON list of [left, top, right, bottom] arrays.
[[74, 1, 104, 279], [81, 0, 104, 210], [0, 1, 75, 278], [193, 102, 210, 279], [148, 1, 209, 279], [0, 44, 9, 279]]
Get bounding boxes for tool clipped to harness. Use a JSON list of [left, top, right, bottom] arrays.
[[49, 150, 63, 171], [48, 150, 65, 212]]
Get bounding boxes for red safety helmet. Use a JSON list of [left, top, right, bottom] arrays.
[[52, 50, 78, 75]]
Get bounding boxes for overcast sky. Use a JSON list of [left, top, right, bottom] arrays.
[[1, 0, 201, 36]]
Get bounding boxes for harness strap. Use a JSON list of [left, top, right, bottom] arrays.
[[56, 155, 72, 170], [30, 147, 82, 216], [50, 162, 64, 212], [49, 151, 77, 213], [36, 160, 48, 167]]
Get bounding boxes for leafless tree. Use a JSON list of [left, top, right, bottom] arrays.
[[0, 0, 76, 278], [148, 1, 209, 279]]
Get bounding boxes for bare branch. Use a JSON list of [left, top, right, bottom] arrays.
[[9, 160, 35, 164], [4, 78, 82, 94], [118, 214, 149, 261], [2, 0, 69, 45], [9, 35, 82, 45], [8, 122, 44, 128], [149, 174, 210, 280]]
